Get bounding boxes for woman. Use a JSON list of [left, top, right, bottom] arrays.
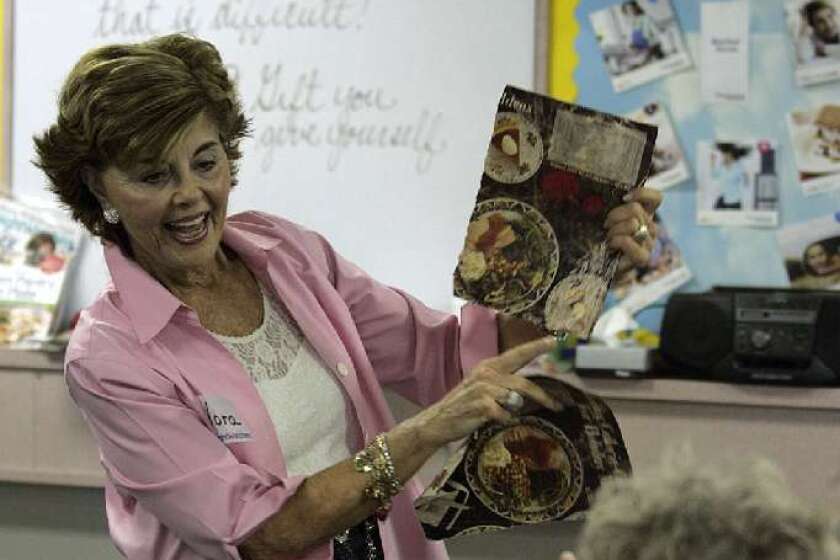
[[796, 0, 840, 63], [792, 239, 840, 289], [34, 34, 661, 560], [25, 232, 66, 273], [621, 1, 665, 62], [804, 239, 840, 276], [711, 143, 751, 211]]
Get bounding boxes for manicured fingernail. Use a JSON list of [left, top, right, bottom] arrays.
[[623, 193, 633, 202]]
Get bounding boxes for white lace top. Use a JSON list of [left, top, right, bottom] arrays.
[[212, 285, 359, 476]]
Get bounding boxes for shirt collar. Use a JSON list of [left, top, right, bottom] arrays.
[[104, 213, 284, 344]]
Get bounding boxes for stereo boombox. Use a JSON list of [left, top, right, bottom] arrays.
[[659, 287, 840, 385]]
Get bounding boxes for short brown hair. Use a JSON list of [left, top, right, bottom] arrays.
[[804, 1, 836, 28], [33, 34, 250, 247]]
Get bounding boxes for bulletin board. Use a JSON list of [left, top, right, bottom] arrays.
[[554, 0, 840, 329]]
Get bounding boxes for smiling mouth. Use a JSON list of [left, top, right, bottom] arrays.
[[165, 212, 210, 245]]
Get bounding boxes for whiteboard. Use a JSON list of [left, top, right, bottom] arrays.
[[13, 0, 537, 315]]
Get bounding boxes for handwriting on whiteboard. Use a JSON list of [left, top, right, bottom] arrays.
[[91, 0, 448, 174]]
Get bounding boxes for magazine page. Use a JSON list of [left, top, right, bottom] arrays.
[[626, 102, 690, 190], [776, 213, 840, 290], [788, 104, 840, 196], [415, 356, 631, 539], [609, 213, 692, 314], [589, 0, 693, 93], [0, 199, 81, 347], [453, 85, 657, 337], [785, 0, 840, 87], [696, 139, 780, 228]]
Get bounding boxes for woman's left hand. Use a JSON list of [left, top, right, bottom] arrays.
[[604, 187, 663, 273], [496, 186, 663, 351]]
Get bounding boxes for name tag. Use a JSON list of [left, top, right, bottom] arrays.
[[201, 395, 253, 444]]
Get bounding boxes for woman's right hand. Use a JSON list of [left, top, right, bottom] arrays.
[[407, 336, 560, 450]]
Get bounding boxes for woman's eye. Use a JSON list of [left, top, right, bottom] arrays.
[[197, 159, 217, 172], [141, 171, 168, 185]]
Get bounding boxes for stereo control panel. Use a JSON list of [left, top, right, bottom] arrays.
[[733, 292, 820, 363]]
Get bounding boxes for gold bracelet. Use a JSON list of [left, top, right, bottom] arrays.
[[353, 434, 402, 517], [372, 435, 401, 501]]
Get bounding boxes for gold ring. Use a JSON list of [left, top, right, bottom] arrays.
[[501, 390, 524, 412], [633, 221, 649, 243]]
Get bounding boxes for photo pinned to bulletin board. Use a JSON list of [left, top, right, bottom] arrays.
[[696, 140, 779, 229], [609, 213, 692, 315], [777, 213, 840, 290], [785, 0, 840, 87], [626, 102, 690, 191], [788, 104, 840, 195], [588, 0, 692, 93], [700, 0, 750, 104]]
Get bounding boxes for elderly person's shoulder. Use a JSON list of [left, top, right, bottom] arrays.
[[227, 209, 321, 245], [63, 294, 172, 399], [65, 259, 154, 351], [227, 210, 338, 271]]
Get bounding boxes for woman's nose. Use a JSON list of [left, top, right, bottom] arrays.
[[172, 173, 206, 205]]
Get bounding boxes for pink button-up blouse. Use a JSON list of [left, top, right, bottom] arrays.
[[65, 211, 497, 560]]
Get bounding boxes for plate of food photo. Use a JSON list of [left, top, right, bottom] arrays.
[[543, 271, 609, 336], [484, 112, 544, 184], [789, 105, 840, 174], [455, 198, 559, 314], [464, 416, 583, 524]]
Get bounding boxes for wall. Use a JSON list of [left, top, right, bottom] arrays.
[[0, 483, 114, 560]]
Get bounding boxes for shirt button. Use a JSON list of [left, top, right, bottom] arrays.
[[336, 362, 350, 377]]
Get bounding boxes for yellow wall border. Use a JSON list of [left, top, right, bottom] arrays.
[[549, 0, 579, 102], [0, 0, 9, 196]]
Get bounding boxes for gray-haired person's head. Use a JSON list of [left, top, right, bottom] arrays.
[[576, 454, 840, 560]]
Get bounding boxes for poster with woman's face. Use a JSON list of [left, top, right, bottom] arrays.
[[788, 104, 840, 195], [589, 0, 692, 93], [696, 140, 779, 228], [785, 0, 840, 86], [626, 102, 690, 190], [777, 213, 840, 290]]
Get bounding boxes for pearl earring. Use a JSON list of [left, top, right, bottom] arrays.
[[103, 207, 120, 225]]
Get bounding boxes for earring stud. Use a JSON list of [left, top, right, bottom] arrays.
[[103, 207, 120, 224]]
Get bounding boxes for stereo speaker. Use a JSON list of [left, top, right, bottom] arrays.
[[659, 289, 840, 385]]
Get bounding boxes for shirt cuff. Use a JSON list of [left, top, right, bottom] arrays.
[[226, 474, 332, 559]]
